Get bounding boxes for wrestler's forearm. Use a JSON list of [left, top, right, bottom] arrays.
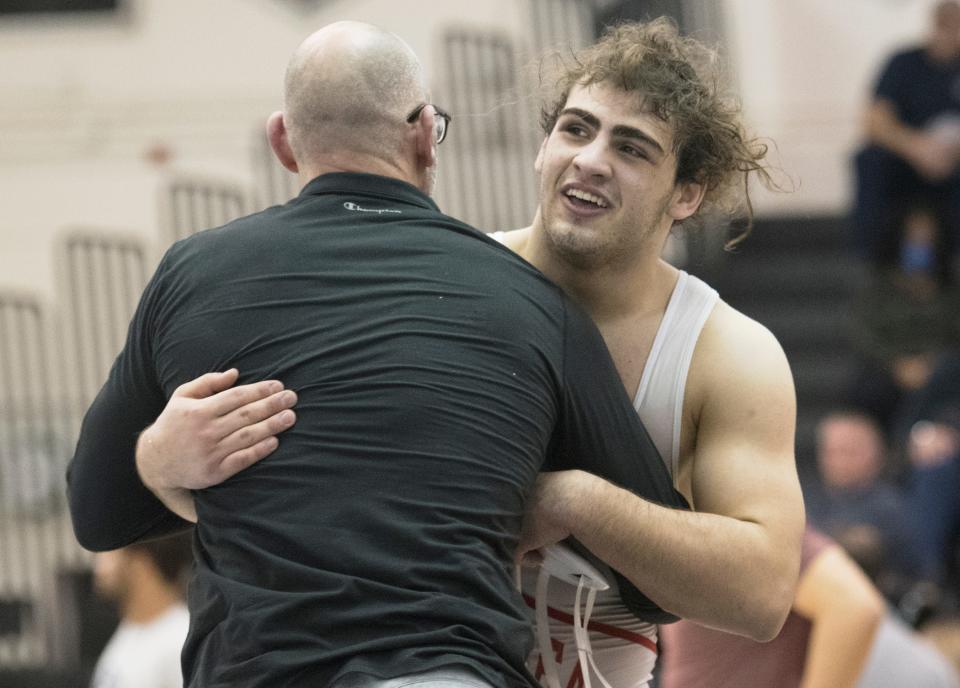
[[546, 471, 797, 641]]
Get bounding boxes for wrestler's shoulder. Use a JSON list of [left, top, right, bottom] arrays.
[[692, 297, 793, 396], [491, 226, 530, 253]]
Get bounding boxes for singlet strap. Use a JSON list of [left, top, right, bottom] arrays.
[[632, 271, 718, 483]]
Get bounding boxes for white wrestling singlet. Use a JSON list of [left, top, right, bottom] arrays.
[[490, 230, 719, 688]]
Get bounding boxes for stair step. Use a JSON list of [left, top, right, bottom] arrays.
[[0, 668, 74, 688], [738, 216, 850, 254], [794, 412, 823, 476], [788, 352, 858, 405], [716, 255, 867, 302], [730, 301, 850, 353], [698, 214, 861, 495]]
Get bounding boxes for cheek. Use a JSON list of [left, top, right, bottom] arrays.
[[537, 157, 565, 198], [537, 152, 560, 179], [534, 138, 551, 174]]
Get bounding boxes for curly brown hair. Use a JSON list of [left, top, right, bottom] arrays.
[[540, 18, 773, 245]]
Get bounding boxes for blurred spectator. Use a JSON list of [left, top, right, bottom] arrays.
[[895, 354, 960, 440], [660, 527, 885, 688], [847, 202, 960, 431], [889, 353, 960, 595], [850, 205, 960, 432], [91, 532, 192, 688], [852, 0, 960, 265], [660, 528, 960, 688], [804, 411, 934, 599]]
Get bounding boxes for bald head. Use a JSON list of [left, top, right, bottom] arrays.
[[283, 22, 427, 163]]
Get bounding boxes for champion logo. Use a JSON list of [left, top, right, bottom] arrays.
[[343, 202, 402, 215]]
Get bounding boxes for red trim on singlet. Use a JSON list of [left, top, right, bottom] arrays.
[[522, 594, 659, 655]]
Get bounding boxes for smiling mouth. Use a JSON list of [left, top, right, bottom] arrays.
[[564, 188, 608, 209]]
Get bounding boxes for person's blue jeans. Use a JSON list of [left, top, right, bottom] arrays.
[[851, 145, 960, 265], [909, 452, 960, 582]]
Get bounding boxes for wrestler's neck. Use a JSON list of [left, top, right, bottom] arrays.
[[522, 215, 678, 322]]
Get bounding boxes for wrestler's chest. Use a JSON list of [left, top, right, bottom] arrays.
[[601, 318, 702, 505], [598, 321, 658, 399]]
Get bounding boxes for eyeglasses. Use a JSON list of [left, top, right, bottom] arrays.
[[406, 103, 452, 144]]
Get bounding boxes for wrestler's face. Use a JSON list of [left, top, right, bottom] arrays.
[[534, 83, 701, 270]]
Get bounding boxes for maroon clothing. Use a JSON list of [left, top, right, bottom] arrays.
[[659, 528, 833, 688]]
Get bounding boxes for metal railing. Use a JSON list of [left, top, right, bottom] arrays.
[[160, 175, 250, 246], [435, 28, 541, 232], [0, 292, 74, 668], [433, 3, 595, 232]]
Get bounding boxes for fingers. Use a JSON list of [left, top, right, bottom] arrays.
[[191, 409, 293, 486], [173, 368, 240, 399], [208, 380, 288, 418], [216, 389, 297, 437], [216, 434, 285, 482], [158, 372, 298, 487], [218, 407, 296, 461]]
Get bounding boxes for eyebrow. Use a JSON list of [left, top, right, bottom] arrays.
[[560, 107, 666, 155]]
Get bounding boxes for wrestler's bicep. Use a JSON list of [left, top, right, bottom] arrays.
[[689, 318, 802, 539]]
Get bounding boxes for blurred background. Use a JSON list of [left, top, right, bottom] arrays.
[[1, 0, 959, 686]]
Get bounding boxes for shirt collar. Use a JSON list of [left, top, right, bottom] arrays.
[[298, 172, 440, 212]]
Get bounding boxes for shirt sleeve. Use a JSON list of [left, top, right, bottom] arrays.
[[549, 300, 684, 510], [66, 251, 190, 552], [550, 300, 687, 623]]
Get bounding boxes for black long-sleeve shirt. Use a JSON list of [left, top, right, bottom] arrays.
[[68, 173, 683, 688]]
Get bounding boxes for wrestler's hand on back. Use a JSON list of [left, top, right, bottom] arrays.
[[136, 368, 297, 522]]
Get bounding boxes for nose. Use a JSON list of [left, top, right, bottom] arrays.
[[572, 137, 613, 179]]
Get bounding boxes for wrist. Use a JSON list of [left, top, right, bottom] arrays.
[[547, 470, 597, 538], [135, 425, 164, 490]]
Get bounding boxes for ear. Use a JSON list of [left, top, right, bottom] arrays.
[[413, 105, 438, 171], [668, 179, 706, 222], [534, 136, 549, 174], [266, 111, 299, 174]]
